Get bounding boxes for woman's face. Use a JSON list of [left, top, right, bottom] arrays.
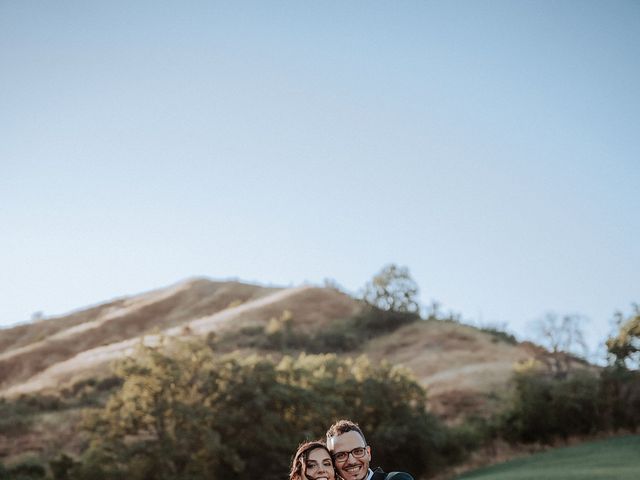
[[303, 447, 336, 480]]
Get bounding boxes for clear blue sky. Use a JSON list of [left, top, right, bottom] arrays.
[[2, 1, 639, 357]]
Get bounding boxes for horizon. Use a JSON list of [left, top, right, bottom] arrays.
[[2, 1, 639, 360]]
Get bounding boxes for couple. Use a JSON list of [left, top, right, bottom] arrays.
[[289, 419, 413, 480]]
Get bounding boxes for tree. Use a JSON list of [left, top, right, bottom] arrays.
[[531, 313, 588, 377], [606, 305, 640, 369], [361, 264, 420, 314], [74, 338, 456, 480], [50, 454, 77, 480], [499, 369, 601, 443]]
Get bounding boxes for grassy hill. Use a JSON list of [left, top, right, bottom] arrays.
[[457, 435, 640, 480], [0, 278, 552, 410], [0, 277, 582, 463]]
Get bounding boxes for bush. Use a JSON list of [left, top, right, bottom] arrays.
[[351, 307, 420, 336], [499, 370, 601, 443], [50, 454, 77, 480], [215, 307, 420, 354], [0, 396, 53, 435], [5, 460, 46, 479], [0, 407, 32, 435], [478, 325, 518, 345], [599, 366, 640, 432], [73, 339, 455, 480]]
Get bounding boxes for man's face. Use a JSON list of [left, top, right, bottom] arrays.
[[327, 431, 371, 480]]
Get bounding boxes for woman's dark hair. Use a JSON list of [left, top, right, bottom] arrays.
[[289, 440, 333, 480]]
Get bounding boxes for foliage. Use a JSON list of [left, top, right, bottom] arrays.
[[60, 376, 123, 403], [262, 309, 297, 350], [598, 366, 640, 432], [490, 305, 640, 446], [310, 308, 419, 352], [1, 459, 46, 480], [0, 393, 67, 438], [215, 307, 419, 353], [71, 339, 454, 480], [477, 325, 518, 345], [0, 375, 122, 447], [606, 305, 640, 369], [361, 264, 420, 314], [449, 415, 500, 453], [423, 301, 463, 323], [494, 353, 640, 446], [0, 397, 36, 435], [532, 313, 588, 376], [50, 454, 78, 480], [498, 369, 601, 443]]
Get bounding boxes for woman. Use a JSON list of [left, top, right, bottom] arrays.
[[289, 440, 337, 480]]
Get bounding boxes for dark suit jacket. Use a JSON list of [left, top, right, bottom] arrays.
[[370, 466, 414, 480]]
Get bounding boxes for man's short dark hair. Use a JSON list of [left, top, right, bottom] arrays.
[[325, 419, 367, 444]]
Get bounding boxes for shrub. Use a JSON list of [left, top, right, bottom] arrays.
[[478, 325, 518, 345], [499, 370, 601, 443], [5, 460, 46, 479], [599, 366, 640, 432], [50, 454, 77, 480], [215, 307, 420, 354], [74, 339, 455, 480]]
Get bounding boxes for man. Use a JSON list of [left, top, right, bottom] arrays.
[[325, 419, 413, 480]]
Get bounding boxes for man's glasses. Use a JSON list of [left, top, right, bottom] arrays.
[[332, 447, 367, 463]]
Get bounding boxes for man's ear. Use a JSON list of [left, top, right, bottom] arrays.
[[366, 445, 372, 458]]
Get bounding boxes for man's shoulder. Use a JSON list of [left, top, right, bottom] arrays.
[[370, 467, 414, 480], [383, 472, 414, 480]]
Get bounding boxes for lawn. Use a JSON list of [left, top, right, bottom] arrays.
[[457, 435, 640, 480]]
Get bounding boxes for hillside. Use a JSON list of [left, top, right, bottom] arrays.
[[0, 278, 280, 393], [1, 278, 547, 413], [0, 277, 570, 462], [363, 321, 543, 419], [0, 279, 366, 395]]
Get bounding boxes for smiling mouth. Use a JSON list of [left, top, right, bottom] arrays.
[[344, 465, 362, 475]]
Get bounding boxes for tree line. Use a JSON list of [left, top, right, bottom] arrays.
[[40, 340, 463, 480]]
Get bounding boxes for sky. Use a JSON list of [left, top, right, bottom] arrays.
[[2, 1, 639, 358]]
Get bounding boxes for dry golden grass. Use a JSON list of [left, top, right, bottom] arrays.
[[363, 321, 538, 420], [0, 281, 362, 396], [0, 277, 564, 424], [0, 278, 277, 392]]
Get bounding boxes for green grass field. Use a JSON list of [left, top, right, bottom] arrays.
[[457, 435, 640, 480]]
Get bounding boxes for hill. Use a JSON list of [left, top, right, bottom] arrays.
[[0, 278, 280, 393], [456, 435, 640, 480], [0, 278, 549, 416], [0, 279, 369, 395], [0, 277, 577, 462]]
